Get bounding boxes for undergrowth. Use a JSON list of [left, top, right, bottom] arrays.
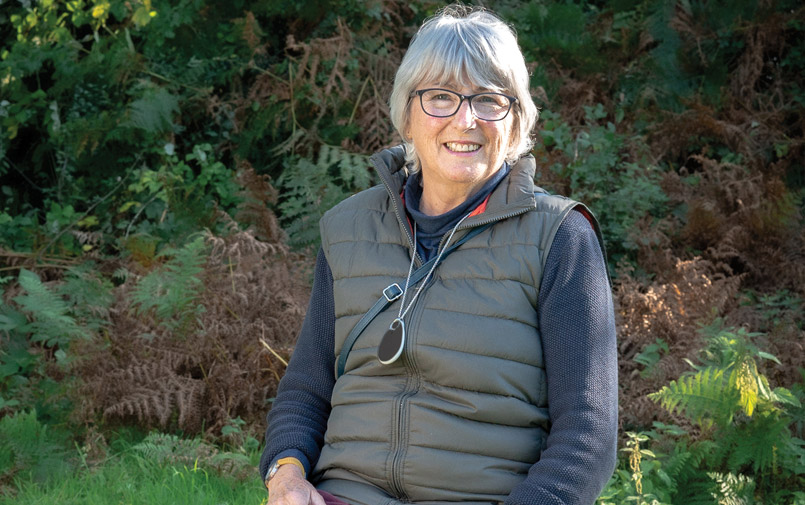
[[0, 411, 266, 503], [600, 321, 805, 505], [1, 0, 803, 501]]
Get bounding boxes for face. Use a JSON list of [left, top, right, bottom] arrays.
[[407, 82, 515, 202]]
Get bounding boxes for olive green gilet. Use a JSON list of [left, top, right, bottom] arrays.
[[314, 146, 592, 505]]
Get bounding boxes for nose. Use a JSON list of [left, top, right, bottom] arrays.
[[453, 98, 477, 129]]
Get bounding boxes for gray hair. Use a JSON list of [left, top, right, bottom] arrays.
[[389, 5, 538, 173]]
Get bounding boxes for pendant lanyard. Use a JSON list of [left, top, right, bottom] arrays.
[[377, 211, 472, 365]]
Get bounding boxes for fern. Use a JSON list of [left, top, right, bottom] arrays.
[[723, 413, 793, 474], [649, 366, 739, 429], [707, 472, 756, 505], [131, 432, 252, 480], [131, 236, 208, 334], [650, 322, 805, 500], [123, 86, 180, 134], [663, 438, 718, 483], [59, 263, 114, 332], [13, 269, 85, 348], [277, 145, 372, 248], [132, 432, 210, 465], [0, 410, 72, 484]]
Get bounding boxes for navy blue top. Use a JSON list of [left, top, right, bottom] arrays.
[[404, 164, 510, 261], [260, 170, 618, 505]]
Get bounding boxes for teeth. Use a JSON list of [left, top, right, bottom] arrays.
[[446, 142, 480, 152]]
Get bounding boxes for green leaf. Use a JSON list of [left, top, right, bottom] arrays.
[[757, 351, 782, 365], [221, 425, 240, 436], [0, 396, 20, 409], [0, 314, 20, 332], [14, 268, 84, 347], [649, 366, 738, 429], [771, 387, 801, 407], [124, 87, 179, 133]]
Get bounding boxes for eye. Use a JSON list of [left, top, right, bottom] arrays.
[[423, 90, 457, 100], [476, 94, 505, 106]]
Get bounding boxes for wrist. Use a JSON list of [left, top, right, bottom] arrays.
[[265, 457, 306, 489]]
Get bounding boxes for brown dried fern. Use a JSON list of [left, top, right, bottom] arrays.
[[72, 208, 310, 438], [615, 256, 743, 428]]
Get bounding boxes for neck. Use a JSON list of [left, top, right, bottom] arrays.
[[419, 178, 484, 216]]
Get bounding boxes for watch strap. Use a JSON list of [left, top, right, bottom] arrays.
[[265, 457, 306, 488]]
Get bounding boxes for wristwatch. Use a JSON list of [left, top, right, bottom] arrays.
[[265, 457, 306, 488]]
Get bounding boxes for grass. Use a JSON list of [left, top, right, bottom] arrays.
[[1, 454, 268, 505], [0, 422, 268, 505]]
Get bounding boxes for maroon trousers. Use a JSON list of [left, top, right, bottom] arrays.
[[318, 490, 350, 505]]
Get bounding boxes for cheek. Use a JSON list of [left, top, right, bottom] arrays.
[[489, 125, 510, 150], [496, 121, 515, 152], [413, 118, 445, 146]]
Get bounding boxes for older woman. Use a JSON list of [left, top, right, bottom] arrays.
[[260, 5, 617, 505]]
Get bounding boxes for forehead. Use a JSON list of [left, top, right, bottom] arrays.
[[418, 70, 504, 94], [421, 81, 498, 94]]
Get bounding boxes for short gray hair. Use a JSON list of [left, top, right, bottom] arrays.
[[389, 5, 538, 173]]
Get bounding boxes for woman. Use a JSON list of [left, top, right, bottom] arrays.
[[260, 6, 618, 505]]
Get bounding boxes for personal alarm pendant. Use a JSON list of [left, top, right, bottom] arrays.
[[377, 212, 472, 365]]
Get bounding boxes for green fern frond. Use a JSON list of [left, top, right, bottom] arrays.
[[131, 236, 208, 333], [724, 413, 792, 474], [130, 431, 252, 479], [663, 448, 692, 481], [124, 87, 179, 133], [132, 432, 209, 465], [13, 269, 84, 347], [649, 366, 739, 429], [277, 146, 371, 248], [661, 438, 721, 502], [707, 472, 755, 505], [319, 144, 372, 189], [0, 410, 72, 484], [59, 263, 114, 331]]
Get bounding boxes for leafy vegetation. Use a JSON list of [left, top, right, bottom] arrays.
[[0, 413, 266, 503], [602, 323, 804, 505], [1, 0, 803, 501]]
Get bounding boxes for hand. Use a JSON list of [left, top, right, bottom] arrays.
[[267, 464, 326, 505]]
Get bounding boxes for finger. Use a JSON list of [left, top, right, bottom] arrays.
[[310, 490, 328, 505]]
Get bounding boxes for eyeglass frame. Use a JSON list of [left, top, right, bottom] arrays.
[[410, 88, 518, 122]]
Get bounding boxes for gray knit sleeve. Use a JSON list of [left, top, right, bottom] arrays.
[[259, 248, 336, 480], [505, 210, 618, 505]]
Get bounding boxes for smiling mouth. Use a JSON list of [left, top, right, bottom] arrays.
[[445, 142, 481, 153]]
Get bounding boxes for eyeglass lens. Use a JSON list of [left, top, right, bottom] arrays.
[[419, 89, 511, 120]]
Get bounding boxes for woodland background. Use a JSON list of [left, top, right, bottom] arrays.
[[0, 0, 804, 504]]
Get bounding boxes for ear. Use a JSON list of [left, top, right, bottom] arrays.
[[507, 114, 519, 154], [403, 119, 412, 142]]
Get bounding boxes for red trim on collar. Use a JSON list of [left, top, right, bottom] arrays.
[[468, 195, 490, 217], [399, 191, 491, 218], [573, 205, 595, 229]]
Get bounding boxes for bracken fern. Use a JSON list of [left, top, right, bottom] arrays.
[[649, 366, 739, 429], [13, 269, 84, 348], [0, 410, 72, 489], [131, 236, 208, 334], [277, 145, 372, 248], [648, 322, 805, 501]]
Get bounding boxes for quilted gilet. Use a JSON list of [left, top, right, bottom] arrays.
[[314, 146, 590, 505]]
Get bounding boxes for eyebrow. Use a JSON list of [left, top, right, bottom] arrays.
[[428, 83, 501, 94]]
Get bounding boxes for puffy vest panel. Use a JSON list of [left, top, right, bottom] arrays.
[[315, 178, 579, 504]]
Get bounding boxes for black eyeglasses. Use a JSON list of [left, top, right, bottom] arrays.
[[411, 88, 517, 121]]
